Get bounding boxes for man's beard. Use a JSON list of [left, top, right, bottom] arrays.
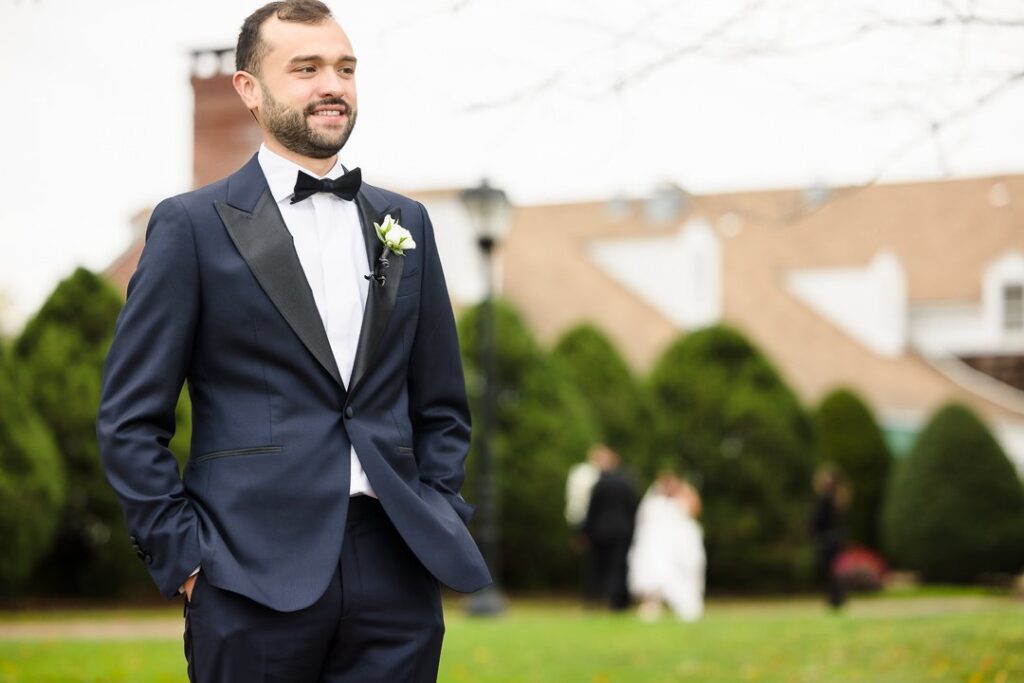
[[259, 83, 357, 159]]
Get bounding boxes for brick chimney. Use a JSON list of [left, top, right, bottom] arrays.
[[190, 49, 262, 188], [105, 50, 262, 294]]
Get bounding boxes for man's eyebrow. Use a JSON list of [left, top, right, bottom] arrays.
[[287, 54, 358, 65]]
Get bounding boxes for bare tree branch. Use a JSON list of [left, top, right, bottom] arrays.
[[866, 68, 1024, 184], [463, 1, 694, 111], [455, 1, 1023, 226], [717, 66, 1024, 227], [608, 0, 769, 92], [638, 68, 1024, 229], [375, 0, 475, 39]]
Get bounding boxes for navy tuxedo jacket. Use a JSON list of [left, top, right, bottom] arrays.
[[97, 155, 491, 611]]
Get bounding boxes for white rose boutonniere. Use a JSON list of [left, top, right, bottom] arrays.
[[366, 214, 415, 287], [374, 215, 416, 255]]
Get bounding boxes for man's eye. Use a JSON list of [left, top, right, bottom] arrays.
[[339, 67, 355, 76], [297, 66, 316, 74]]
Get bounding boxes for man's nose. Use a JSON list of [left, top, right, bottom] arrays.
[[316, 70, 353, 98]]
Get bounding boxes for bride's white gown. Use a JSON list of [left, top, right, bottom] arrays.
[[627, 489, 706, 621]]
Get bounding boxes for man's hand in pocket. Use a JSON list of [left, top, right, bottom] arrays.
[[183, 574, 198, 602]]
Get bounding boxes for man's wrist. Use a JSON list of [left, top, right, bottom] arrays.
[[178, 565, 201, 594]]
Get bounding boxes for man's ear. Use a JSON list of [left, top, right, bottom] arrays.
[[232, 71, 262, 114]]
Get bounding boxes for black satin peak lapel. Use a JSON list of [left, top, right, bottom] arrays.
[[349, 194, 404, 397], [216, 191, 345, 390]]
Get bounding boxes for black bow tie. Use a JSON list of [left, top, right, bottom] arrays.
[[290, 168, 362, 204]]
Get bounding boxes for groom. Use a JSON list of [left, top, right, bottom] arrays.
[[97, 1, 490, 680]]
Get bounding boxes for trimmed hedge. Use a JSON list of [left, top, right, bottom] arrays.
[[0, 344, 64, 592], [882, 403, 1024, 582], [15, 267, 198, 596], [459, 301, 598, 589], [552, 324, 654, 477], [814, 388, 892, 550], [649, 325, 817, 589], [16, 268, 135, 595]]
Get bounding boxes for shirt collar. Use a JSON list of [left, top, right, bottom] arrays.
[[257, 143, 348, 204]]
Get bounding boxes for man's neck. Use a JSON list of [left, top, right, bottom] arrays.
[[263, 136, 338, 177]]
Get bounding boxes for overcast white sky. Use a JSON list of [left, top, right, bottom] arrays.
[[1, 0, 1022, 333]]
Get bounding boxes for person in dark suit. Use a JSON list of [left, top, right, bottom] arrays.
[[96, 2, 490, 680], [810, 464, 849, 610], [582, 445, 638, 611]]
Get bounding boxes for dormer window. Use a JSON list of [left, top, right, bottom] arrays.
[[982, 252, 1024, 340], [1005, 284, 1024, 331]]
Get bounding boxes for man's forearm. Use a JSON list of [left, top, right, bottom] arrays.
[[97, 197, 203, 598]]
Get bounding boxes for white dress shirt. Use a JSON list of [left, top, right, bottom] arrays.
[[258, 144, 376, 499]]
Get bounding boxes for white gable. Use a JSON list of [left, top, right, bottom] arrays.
[[786, 250, 907, 358], [588, 219, 722, 329]]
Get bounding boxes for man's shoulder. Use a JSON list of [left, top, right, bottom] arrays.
[[144, 175, 236, 244], [162, 176, 232, 211], [361, 182, 422, 215], [158, 154, 263, 214]]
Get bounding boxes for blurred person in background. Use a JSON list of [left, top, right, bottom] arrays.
[[583, 445, 638, 611], [565, 444, 604, 607], [628, 470, 706, 622], [810, 464, 850, 610]]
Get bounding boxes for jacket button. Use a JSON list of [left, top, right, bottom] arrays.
[[144, 553, 154, 565], [135, 548, 146, 560], [345, 406, 354, 419]]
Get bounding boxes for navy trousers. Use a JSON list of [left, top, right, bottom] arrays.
[[183, 497, 445, 682]]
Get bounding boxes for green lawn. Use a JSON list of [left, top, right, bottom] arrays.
[[0, 594, 1020, 682]]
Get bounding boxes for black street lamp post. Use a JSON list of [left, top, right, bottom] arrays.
[[461, 179, 510, 616]]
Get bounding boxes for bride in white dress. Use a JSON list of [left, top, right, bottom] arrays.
[[627, 471, 706, 622]]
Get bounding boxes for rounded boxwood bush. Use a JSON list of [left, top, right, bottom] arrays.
[[17, 269, 193, 596], [648, 324, 817, 590], [459, 301, 598, 589], [814, 388, 892, 550], [882, 403, 1024, 583], [0, 344, 65, 592], [552, 324, 655, 477], [16, 267, 193, 596]]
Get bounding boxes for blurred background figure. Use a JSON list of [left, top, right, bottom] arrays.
[[810, 464, 851, 610], [628, 470, 706, 622], [565, 444, 604, 607], [583, 445, 638, 611]]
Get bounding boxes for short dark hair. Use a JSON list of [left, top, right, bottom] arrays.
[[236, 0, 334, 75]]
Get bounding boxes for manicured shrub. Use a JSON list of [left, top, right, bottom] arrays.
[[16, 268, 191, 595], [648, 325, 817, 590], [882, 403, 1024, 583], [459, 301, 598, 589], [814, 388, 892, 550], [552, 324, 655, 477], [16, 269, 133, 594], [0, 344, 64, 592]]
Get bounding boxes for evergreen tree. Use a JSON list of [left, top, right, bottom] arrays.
[[882, 403, 1024, 582], [814, 388, 892, 550], [459, 301, 598, 589], [0, 343, 64, 592], [16, 269, 132, 594], [649, 325, 817, 589], [17, 268, 191, 595], [552, 324, 654, 478]]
